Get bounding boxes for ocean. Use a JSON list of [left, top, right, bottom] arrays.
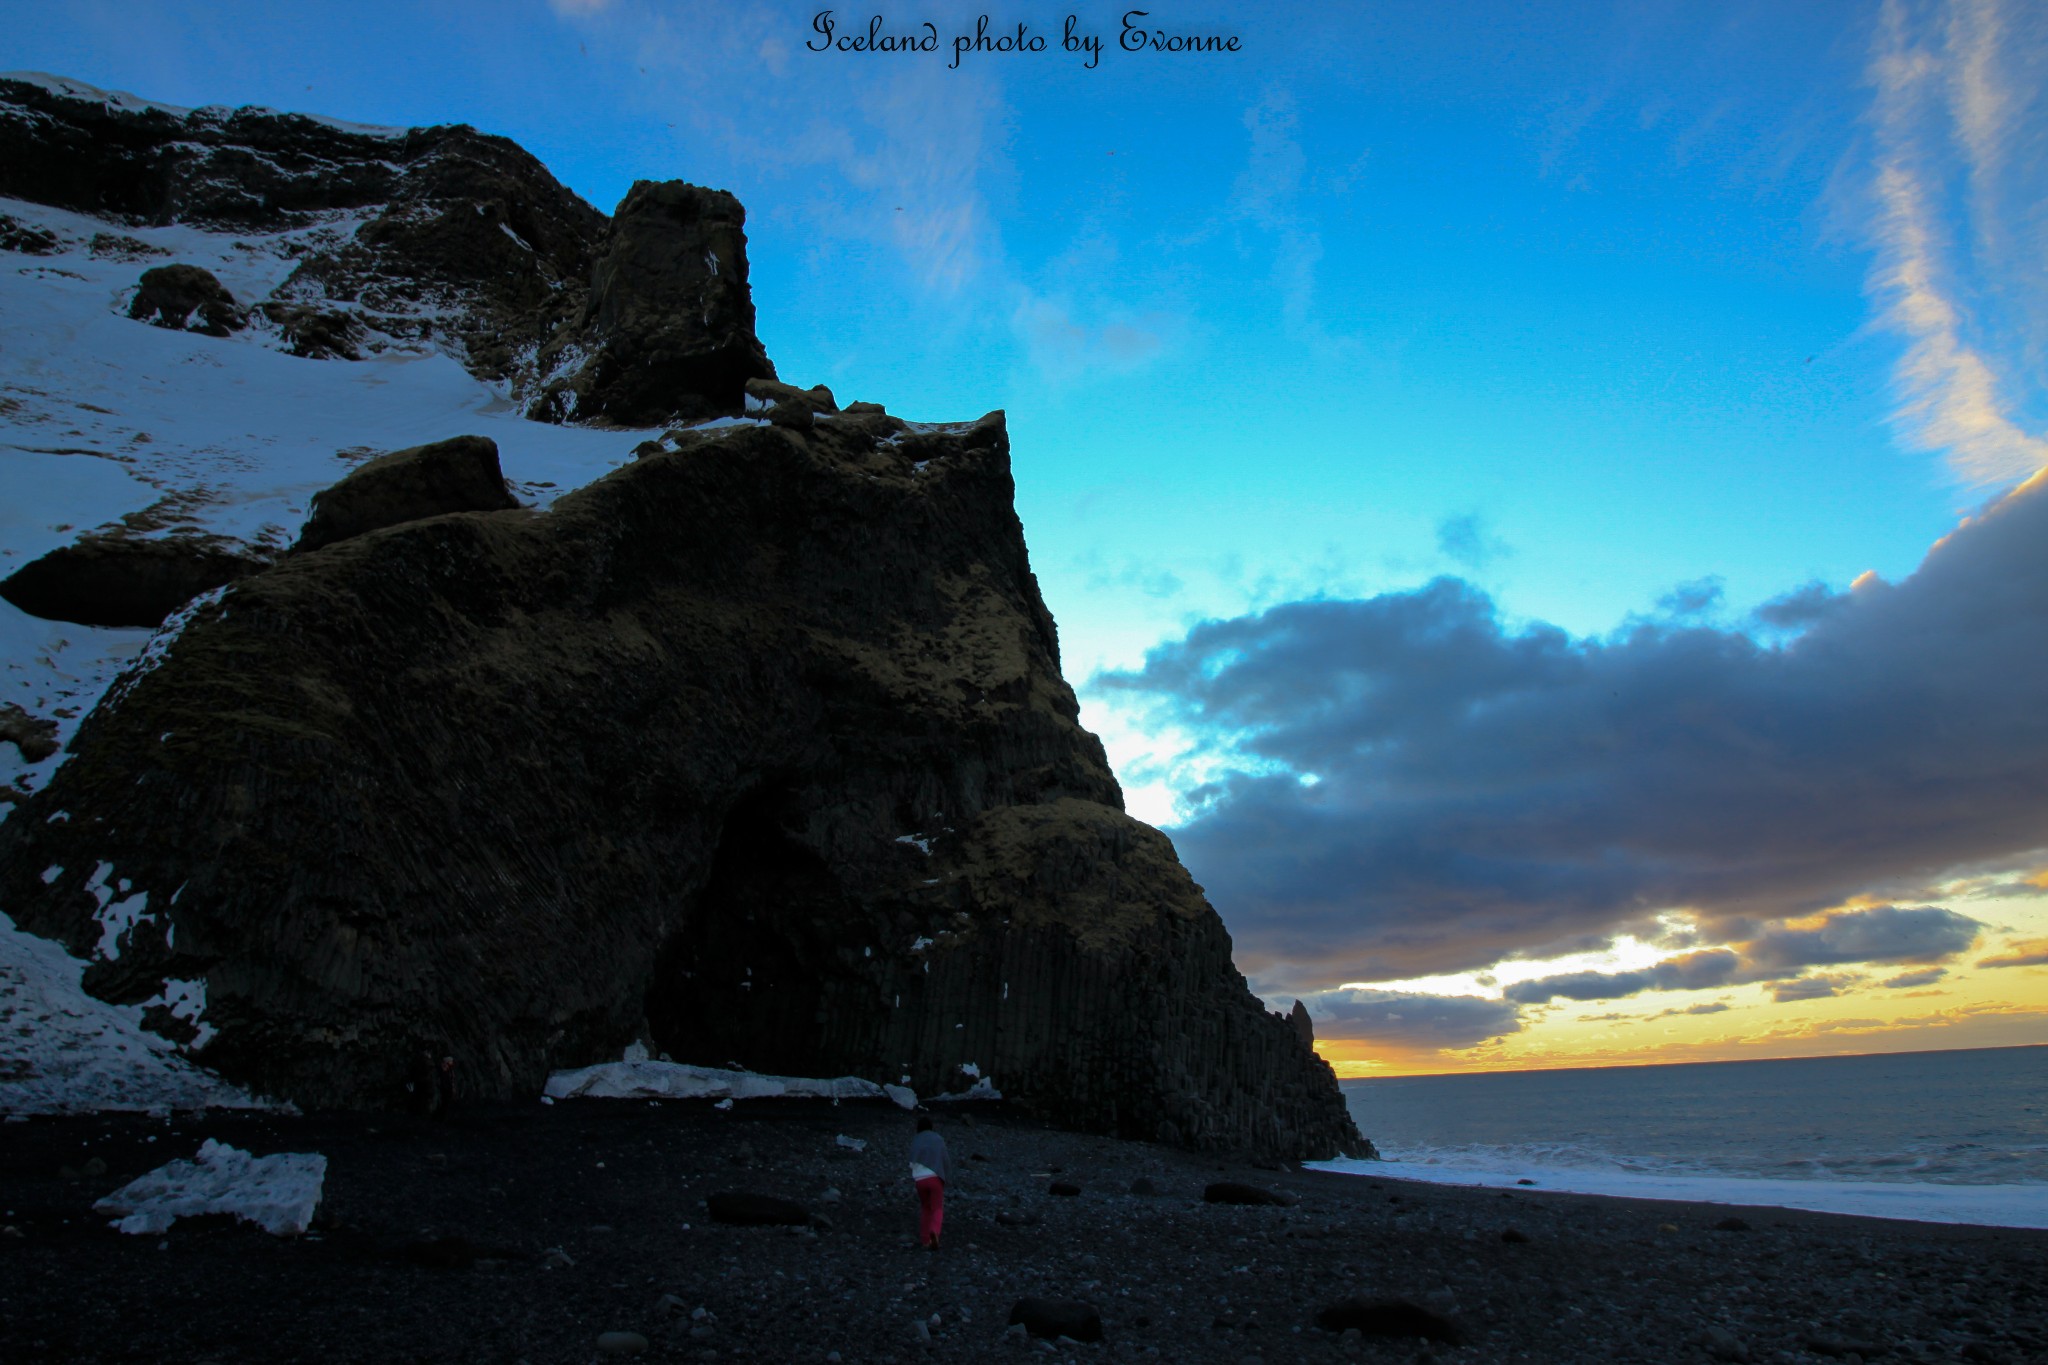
[[1309, 1044, 2048, 1228]]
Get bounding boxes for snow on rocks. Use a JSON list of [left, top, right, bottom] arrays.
[[544, 1059, 916, 1108], [0, 909, 265, 1115], [92, 1138, 326, 1235], [0, 191, 648, 809]]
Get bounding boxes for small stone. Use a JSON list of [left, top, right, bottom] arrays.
[[542, 1246, 575, 1268], [1713, 1217, 1752, 1232], [1500, 1227, 1530, 1244], [1703, 1325, 1751, 1363], [1048, 1181, 1081, 1197], [819, 1187, 842, 1203], [595, 1331, 649, 1356], [1129, 1177, 1159, 1196], [1205, 1182, 1290, 1206]]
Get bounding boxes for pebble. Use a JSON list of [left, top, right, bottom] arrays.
[[595, 1330, 649, 1356]]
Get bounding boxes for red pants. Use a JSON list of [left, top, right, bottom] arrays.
[[915, 1175, 945, 1247]]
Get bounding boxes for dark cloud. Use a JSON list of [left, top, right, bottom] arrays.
[[1500, 908, 1977, 1006], [1658, 577, 1725, 616], [1881, 967, 1948, 988], [1750, 581, 1848, 631], [1744, 905, 1980, 971], [1656, 1001, 1731, 1017], [1435, 513, 1511, 570], [1298, 988, 1523, 1050], [1503, 949, 1742, 1004], [1097, 475, 2048, 990], [1772, 974, 1858, 1002]]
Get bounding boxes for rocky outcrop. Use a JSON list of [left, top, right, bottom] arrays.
[[0, 74, 770, 423], [1290, 999, 1315, 1046], [293, 435, 518, 554], [0, 410, 1361, 1160], [527, 181, 776, 425], [127, 263, 243, 335], [0, 533, 265, 628]]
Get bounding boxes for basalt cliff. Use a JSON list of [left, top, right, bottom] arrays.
[[0, 75, 1361, 1160]]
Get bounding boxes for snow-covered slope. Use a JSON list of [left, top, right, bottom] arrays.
[[0, 193, 659, 804]]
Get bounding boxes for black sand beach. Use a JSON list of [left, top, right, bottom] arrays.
[[3, 1098, 2043, 1365]]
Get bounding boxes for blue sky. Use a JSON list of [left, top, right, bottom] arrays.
[[10, 0, 2048, 1069]]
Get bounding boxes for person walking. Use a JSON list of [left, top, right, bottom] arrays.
[[909, 1115, 950, 1250]]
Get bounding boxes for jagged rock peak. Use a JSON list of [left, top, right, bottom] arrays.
[[0, 71, 775, 425]]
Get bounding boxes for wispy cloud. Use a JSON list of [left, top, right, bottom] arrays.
[[1865, 0, 2048, 485]]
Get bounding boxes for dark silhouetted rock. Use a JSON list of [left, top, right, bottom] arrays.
[[1048, 1181, 1081, 1197], [294, 435, 518, 553], [1713, 1216, 1751, 1232], [1205, 1181, 1291, 1206], [1129, 1176, 1158, 1196], [0, 705, 60, 764], [0, 414, 1362, 1160], [1314, 1298, 1463, 1345], [0, 534, 263, 628], [706, 1192, 814, 1227], [1501, 1226, 1530, 1243], [1289, 999, 1314, 1045], [994, 1209, 1041, 1227], [528, 180, 775, 425], [1008, 1299, 1102, 1343], [128, 263, 243, 335]]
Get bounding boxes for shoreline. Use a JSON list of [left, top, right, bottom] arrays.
[[1308, 1157, 2048, 1232], [4, 1098, 2045, 1363]]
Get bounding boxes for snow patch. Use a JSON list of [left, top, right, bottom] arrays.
[[545, 1059, 901, 1105], [0, 909, 267, 1115], [93, 1139, 327, 1235], [85, 862, 153, 960], [932, 1077, 1002, 1101]]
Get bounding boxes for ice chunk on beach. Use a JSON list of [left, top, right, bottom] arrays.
[[883, 1083, 919, 1110], [94, 1139, 326, 1235]]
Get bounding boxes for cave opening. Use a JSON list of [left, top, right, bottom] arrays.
[[644, 788, 878, 1077]]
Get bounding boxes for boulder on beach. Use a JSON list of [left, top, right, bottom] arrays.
[[1008, 1298, 1102, 1343], [1205, 1181, 1292, 1206], [705, 1191, 815, 1227], [1314, 1297, 1463, 1345]]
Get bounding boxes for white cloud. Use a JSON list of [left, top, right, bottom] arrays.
[[1865, 0, 2048, 486]]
